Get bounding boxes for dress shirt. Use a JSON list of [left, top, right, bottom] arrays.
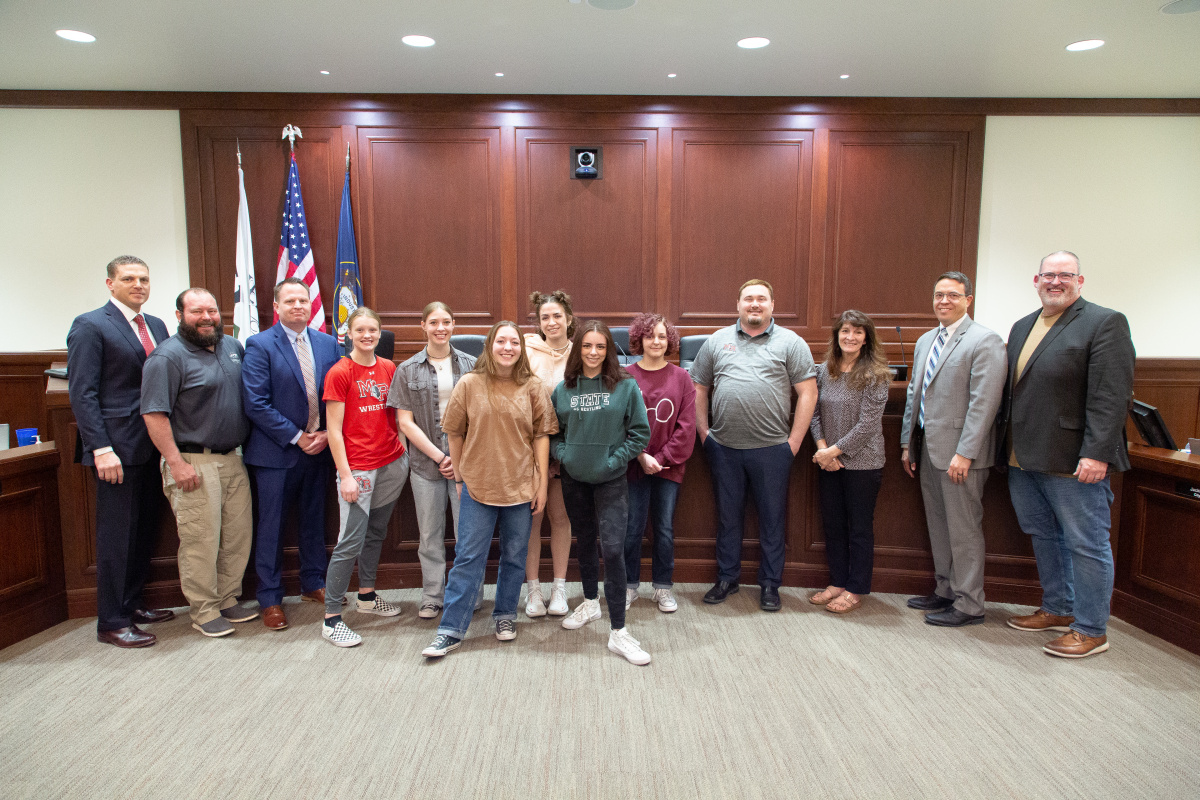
[[112, 298, 158, 347]]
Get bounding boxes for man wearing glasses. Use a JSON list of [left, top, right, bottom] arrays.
[[999, 251, 1134, 658], [901, 271, 1006, 627]]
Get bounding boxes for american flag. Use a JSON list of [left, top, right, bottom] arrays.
[[273, 153, 325, 331]]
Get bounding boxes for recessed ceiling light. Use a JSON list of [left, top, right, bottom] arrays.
[[1161, 0, 1200, 13], [737, 37, 770, 49], [402, 35, 435, 47], [320, 70, 330, 75], [56, 29, 95, 43], [495, 72, 504, 77], [1065, 39, 1105, 51], [667, 73, 677, 78], [840, 74, 850, 79], [588, 0, 637, 9]]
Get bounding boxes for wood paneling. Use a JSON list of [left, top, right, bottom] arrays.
[[1128, 358, 1200, 446], [0, 352, 61, 449], [672, 130, 813, 328], [517, 128, 657, 323]]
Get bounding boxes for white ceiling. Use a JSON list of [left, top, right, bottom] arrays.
[[1, 0, 1198, 98]]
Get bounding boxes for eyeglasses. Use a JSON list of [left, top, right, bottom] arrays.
[[1038, 272, 1080, 283], [933, 292, 965, 302]]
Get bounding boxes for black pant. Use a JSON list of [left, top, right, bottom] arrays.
[[560, 471, 629, 630], [94, 462, 164, 631], [817, 468, 883, 595]]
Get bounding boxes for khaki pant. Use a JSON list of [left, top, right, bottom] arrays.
[[161, 452, 253, 625]]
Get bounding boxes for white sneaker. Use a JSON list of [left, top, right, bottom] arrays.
[[495, 619, 517, 641], [525, 585, 547, 617], [608, 627, 651, 665], [547, 584, 569, 616], [322, 619, 362, 648], [653, 587, 678, 613], [418, 603, 441, 619], [625, 587, 638, 610], [356, 595, 402, 616], [561, 598, 601, 630]]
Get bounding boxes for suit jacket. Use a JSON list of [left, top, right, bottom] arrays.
[[67, 300, 170, 467], [901, 316, 1006, 471], [242, 323, 341, 469], [997, 297, 1135, 474]]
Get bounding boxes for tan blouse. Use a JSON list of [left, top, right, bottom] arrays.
[[442, 371, 558, 506]]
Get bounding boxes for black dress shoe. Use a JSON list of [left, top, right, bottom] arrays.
[[907, 593, 954, 611], [97, 626, 157, 648], [760, 586, 782, 612], [703, 581, 739, 604], [131, 608, 175, 624], [924, 607, 985, 627]]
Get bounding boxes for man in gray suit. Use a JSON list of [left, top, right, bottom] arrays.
[[900, 271, 1006, 627]]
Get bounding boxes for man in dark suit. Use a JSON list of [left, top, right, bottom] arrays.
[[241, 277, 342, 630], [999, 251, 1135, 659], [900, 271, 1006, 627], [67, 255, 174, 648]]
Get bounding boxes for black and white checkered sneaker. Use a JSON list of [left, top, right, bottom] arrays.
[[356, 595, 402, 616], [422, 634, 462, 658], [322, 619, 363, 648]]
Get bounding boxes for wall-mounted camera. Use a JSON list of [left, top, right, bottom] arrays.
[[571, 146, 602, 179]]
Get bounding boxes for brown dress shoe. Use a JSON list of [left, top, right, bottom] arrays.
[[1043, 630, 1109, 658], [97, 626, 157, 648], [1007, 609, 1074, 632], [301, 588, 326, 604], [132, 607, 176, 624], [262, 605, 289, 631]]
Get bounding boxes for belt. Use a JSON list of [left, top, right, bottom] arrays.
[[177, 444, 236, 455]]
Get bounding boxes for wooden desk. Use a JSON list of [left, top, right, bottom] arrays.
[[1113, 444, 1200, 655], [0, 441, 67, 649]]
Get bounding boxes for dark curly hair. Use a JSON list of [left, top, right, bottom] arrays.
[[628, 313, 680, 356], [529, 290, 576, 340]]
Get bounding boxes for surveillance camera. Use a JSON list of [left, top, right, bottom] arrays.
[[577, 151, 595, 168], [571, 146, 601, 179]]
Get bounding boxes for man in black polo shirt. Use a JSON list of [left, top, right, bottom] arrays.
[[142, 288, 256, 638]]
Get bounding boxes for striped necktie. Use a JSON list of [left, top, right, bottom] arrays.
[[133, 314, 154, 357], [918, 327, 948, 428], [296, 334, 320, 433]]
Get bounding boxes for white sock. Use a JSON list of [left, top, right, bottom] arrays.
[[553, 578, 566, 589], [528, 579, 541, 592]]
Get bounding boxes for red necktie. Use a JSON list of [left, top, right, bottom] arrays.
[[134, 314, 154, 357]]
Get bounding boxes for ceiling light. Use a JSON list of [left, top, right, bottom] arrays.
[[737, 37, 770, 49], [320, 70, 330, 75], [1161, 0, 1200, 12], [840, 74, 850, 79], [495, 72, 504, 77], [667, 73, 677, 78], [55, 29, 95, 43], [402, 35, 435, 47], [588, 0, 637, 9], [1065, 39, 1104, 51]]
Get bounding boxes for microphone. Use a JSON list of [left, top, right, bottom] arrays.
[[891, 326, 909, 382]]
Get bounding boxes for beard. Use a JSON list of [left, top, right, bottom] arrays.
[[178, 319, 223, 348]]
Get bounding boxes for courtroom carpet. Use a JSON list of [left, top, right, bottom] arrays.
[[2, 586, 1198, 800]]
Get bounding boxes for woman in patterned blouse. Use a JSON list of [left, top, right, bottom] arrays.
[[808, 310, 892, 614]]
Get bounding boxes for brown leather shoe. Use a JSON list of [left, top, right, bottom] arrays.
[[97, 626, 157, 648], [1007, 609, 1074, 632], [262, 605, 288, 631], [302, 587, 346, 606], [132, 607, 176, 624], [1043, 630, 1109, 658]]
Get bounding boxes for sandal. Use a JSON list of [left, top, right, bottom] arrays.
[[809, 586, 844, 606], [826, 592, 861, 614]]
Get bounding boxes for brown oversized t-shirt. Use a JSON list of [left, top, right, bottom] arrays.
[[441, 372, 558, 506]]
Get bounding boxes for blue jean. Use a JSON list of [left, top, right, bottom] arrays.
[[624, 475, 681, 589], [437, 486, 531, 640], [1008, 466, 1116, 638], [704, 438, 794, 587]]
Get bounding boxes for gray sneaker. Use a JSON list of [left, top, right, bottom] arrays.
[[495, 619, 517, 641], [219, 603, 260, 623], [192, 617, 235, 638]]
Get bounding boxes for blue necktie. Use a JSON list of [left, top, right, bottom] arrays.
[[918, 327, 948, 428]]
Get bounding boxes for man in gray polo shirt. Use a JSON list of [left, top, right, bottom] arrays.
[[142, 288, 256, 638], [691, 279, 818, 611]]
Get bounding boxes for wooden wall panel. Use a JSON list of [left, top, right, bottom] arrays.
[[1127, 358, 1200, 446], [672, 130, 814, 329], [0, 352, 60, 449], [358, 128, 503, 331], [517, 129, 657, 323], [824, 131, 971, 329]]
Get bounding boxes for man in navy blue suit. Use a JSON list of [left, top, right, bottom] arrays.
[[242, 277, 342, 630], [67, 255, 174, 648]]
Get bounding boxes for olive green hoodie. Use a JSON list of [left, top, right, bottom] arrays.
[[550, 375, 650, 484]]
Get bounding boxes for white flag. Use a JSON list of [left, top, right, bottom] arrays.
[[232, 164, 259, 345]]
